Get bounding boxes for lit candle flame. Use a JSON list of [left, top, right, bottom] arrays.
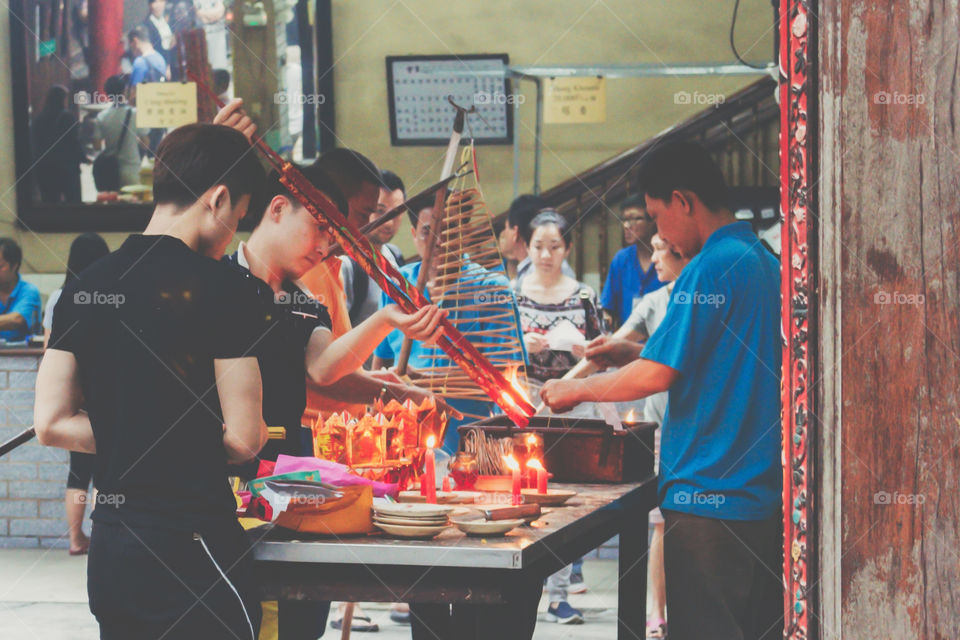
[[426, 435, 436, 448], [526, 458, 544, 470], [526, 433, 538, 446], [625, 408, 637, 422], [503, 454, 520, 471]]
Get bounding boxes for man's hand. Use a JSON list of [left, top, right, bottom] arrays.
[[213, 98, 257, 142], [585, 335, 644, 370], [382, 304, 446, 344], [540, 379, 585, 414]]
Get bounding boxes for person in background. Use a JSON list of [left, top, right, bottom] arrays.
[[542, 142, 783, 640], [585, 233, 691, 639], [373, 203, 530, 638], [194, 0, 229, 69], [142, 0, 177, 74], [31, 85, 86, 204], [341, 169, 406, 330], [42, 233, 110, 556], [0, 238, 42, 342], [600, 193, 664, 330], [499, 194, 575, 286], [92, 74, 148, 188], [128, 25, 169, 87], [513, 210, 596, 625]]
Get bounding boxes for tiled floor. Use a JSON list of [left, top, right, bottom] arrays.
[[0, 550, 633, 639]]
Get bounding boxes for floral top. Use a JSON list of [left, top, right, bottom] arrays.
[[515, 282, 598, 382]]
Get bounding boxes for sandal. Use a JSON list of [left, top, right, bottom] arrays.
[[646, 618, 667, 639]]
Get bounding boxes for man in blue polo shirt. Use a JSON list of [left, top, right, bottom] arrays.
[[600, 193, 664, 328], [541, 142, 782, 640], [0, 238, 41, 342]]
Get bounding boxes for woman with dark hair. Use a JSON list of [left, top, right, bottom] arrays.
[[32, 85, 86, 203], [43, 233, 110, 555], [514, 210, 598, 625]]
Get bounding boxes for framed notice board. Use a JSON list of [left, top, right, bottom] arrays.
[[386, 54, 513, 146]]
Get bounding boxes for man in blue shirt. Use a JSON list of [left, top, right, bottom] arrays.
[[600, 193, 664, 328], [541, 142, 782, 640], [128, 26, 169, 86], [0, 238, 41, 341]]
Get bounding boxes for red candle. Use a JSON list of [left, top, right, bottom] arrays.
[[505, 455, 521, 506], [527, 458, 548, 494], [424, 435, 437, 504], [442, 476, 451, 492]]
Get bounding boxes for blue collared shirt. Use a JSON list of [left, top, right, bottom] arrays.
[[375, 260, 525, 453], [1, 276, 41, 341], [641, 221, 781, 521], [601, 244, 665, 327]]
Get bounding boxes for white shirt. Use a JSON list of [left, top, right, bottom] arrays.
[[150, 14, 174, 50], [43, 288, 62, 331]]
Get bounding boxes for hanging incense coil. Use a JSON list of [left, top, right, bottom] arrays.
[[410, 148, 529, 418]]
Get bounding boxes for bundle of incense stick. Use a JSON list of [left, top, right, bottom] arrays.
[[461, 428, 513, 476], [405, 147, 530, 407], [189, 73, 535, 426]]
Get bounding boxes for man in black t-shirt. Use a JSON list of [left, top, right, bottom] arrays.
[[222, 165, 446, 640], [35, 124, 269, 640]]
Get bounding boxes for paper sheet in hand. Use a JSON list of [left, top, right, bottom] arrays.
[[545, 321, 586, 352]]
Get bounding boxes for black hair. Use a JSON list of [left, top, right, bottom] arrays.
[[212, 69, 231, 94], [527, 210, 572, 248], [637, 141, 729, 212], [0, 238, 23, 272], [507, 194, 547, 232], [64, 233, 110, 287], [128, 26, 148, 42], [103, 75, 128, 103], [379, 169, 405, 196], [313, 148, 380, 199], [620, 193, 646, 212], [248, 165, 348, 228], [152, 123, 265, 209]]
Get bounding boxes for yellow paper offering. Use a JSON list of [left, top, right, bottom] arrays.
[[136, 82, 198, 128]]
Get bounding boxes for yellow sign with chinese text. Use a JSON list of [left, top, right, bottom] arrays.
[[136, 82, 198, 129], [544, 77, 606, 124]]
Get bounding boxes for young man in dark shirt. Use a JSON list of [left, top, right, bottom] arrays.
[[223, 164, 446, 640], [35, 123, 270, 640]]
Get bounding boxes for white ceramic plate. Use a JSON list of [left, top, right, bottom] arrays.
[[450, 518, 525, 537], [373, 522, 451, 538], [373, 514, 449, 527], [374, 502, 455, 518]]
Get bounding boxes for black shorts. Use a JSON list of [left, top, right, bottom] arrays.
[[88, 519, 262, 640]]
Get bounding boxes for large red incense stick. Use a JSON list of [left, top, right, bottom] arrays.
[[191, 73, 534, 425]]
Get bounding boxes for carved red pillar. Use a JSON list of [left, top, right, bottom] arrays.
[[87, 0, 124, 93], [780, 0, 817, 638]]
